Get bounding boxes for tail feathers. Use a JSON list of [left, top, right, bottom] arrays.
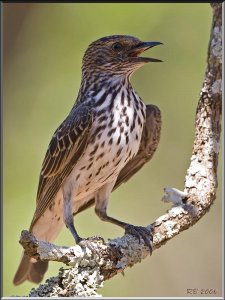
[[13, 252, 48, 286]]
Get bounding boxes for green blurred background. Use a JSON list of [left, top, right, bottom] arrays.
[[3, 3, 222, 297]]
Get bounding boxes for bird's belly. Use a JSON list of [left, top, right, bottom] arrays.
[[73, 133, 139, 200], [64, 93, 146, 203], [67, 122, 142, 201]]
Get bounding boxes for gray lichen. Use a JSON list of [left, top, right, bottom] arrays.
[[29, 266, 103, 297], [161, 187, 187, 205], [211, 26, 222, 63], [212, 79, 222, 95]]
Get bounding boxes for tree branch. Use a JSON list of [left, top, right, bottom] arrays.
[[21, 3, 222, 297]]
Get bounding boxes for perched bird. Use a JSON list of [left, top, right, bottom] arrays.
[[13, 35, 162, 285]]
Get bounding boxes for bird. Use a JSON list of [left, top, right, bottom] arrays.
[[13, 35, 162, 286]]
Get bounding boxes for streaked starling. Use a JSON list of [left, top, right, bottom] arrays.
[[13, 35, 162, 285]]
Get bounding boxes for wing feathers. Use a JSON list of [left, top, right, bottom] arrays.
[[30, 103, 94, 228]]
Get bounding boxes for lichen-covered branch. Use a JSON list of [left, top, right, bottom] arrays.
[[153, 3, 222, 246], [22, 3, 222, 297]]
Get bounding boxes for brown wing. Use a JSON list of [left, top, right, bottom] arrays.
[[75, 104, 161, 215], [30, 103, 94, 229]]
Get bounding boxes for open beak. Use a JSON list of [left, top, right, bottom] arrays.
[[128, 41, 163, 63]]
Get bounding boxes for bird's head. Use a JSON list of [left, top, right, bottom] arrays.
[[82, 35, 162, 77]]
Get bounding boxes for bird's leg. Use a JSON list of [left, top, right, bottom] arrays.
[[95, 182, 153, 253], [95, 208, 153, 253], [63, 189, 101, 255], [63, 190, 82, 244]]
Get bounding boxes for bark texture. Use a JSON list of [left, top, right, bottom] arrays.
[[20, 3, 222, 297]]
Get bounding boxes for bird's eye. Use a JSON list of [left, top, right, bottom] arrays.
[[112, 42, 123, 52]]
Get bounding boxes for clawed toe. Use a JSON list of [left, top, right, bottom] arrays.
[[125, 224, 153, 254]]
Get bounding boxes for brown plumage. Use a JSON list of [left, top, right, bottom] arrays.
[[13, 35, 162, 286]]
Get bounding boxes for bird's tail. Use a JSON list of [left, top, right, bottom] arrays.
[[13, 252, 48, 285], [13, 195, 64, 285]]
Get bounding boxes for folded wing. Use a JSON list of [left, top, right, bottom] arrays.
[[30, 103, 94, 229]]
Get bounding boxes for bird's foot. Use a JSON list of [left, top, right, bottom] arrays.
[[124, 224, 153, 254]]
